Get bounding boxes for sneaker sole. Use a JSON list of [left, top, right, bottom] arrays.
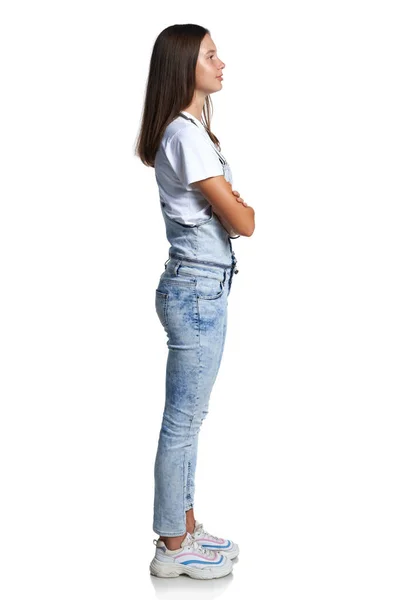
[[149, 556, 233, 579]]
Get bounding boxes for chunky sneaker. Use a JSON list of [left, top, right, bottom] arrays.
[[191, 520, 240, 560], [149, 531, 233, 579]]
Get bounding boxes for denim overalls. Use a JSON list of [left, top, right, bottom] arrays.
[[153, 112, 239, 537]]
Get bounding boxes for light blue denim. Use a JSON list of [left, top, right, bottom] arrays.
[[153, 202, 239, 536]]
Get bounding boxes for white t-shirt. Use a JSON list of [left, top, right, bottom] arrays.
[[154, 111, 233, 226]]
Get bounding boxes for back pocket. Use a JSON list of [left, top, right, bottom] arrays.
[[155, 290, 169, 328]]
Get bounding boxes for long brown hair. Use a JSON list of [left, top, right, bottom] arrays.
[[134, 24, 221, 168]]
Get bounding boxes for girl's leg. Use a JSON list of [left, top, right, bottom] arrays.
[[153, 273, 228, 541], [183, 305, 228, 512], [153, 284, 202, 538]]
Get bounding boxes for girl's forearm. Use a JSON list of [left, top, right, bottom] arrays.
[[213, 211, 240, 237]]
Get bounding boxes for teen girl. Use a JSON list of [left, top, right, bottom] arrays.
[[135, 23, 255, 579]]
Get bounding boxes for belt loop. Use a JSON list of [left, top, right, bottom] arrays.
[[174, 260, 181, 276]]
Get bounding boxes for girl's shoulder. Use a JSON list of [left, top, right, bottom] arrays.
[[162, 114, 205, 146]]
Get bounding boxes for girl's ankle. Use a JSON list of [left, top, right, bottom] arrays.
[[159, 533, 186, 550]]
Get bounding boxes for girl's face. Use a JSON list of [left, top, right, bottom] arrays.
[[195, 33, 225, 95]]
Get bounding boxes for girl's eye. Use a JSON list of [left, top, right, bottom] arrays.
[[209, 55, 215, 59]]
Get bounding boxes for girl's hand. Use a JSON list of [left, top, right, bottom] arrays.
[[232, 190, 248, 207]]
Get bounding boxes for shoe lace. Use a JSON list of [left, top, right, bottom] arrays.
[[195, 522, 220, 542], [183, 532, 215, 557]]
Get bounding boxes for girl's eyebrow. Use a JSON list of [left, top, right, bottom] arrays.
[[206, 49, 217, 54]]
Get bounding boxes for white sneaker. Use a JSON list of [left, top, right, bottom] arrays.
[[149, 531, 233, 579], [192, 520, 240, 560]]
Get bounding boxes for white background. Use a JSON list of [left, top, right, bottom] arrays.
[[1, 1, 399, 598]]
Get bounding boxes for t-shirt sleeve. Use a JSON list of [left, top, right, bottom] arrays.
[[165, 127, 224, 186]]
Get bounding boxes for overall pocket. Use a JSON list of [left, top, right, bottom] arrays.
[[155, 289, 169, 328], [196, 276, 225, 300]]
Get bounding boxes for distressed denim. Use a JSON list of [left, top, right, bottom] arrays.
[[153, 253, 238, 537], [153, 122, 239, 536]]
